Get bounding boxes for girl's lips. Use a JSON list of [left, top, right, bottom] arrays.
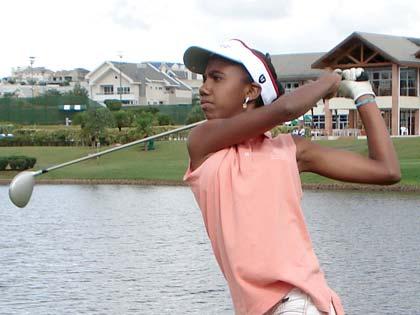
[[200, 102, 212, 110]]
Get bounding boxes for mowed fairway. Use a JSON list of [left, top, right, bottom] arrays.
[[0, 141, 189, 182], [1, 137, 419, 186], [300, 136, 420, 186]]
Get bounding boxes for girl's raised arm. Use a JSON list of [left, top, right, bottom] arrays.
[[295, 68, 401, 185], [188, 71, 340, 170]]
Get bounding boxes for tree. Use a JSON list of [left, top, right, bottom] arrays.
[[113, 110, 132, 132], [157, 113, 173, 126], [192, 94, 200, 106], [144, 106, 159, 115], [105, 99, 122, 111], [72, 112, 88, 129], [135, 111, 155, 137], [43, 89, 62, 96], [185, 104, 205, 124], [70, 83, 89, 98], [135, 111, 156, 151], [80, 108, 115, 146]]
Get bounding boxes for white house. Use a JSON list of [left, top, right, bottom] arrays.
[[86, 61, 192, 106], [152, 62, 202, 97]]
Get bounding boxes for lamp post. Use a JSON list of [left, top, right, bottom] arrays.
[[117, 52, 123, 102], [29, 56, 35, 98]]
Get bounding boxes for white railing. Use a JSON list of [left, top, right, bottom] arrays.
[[311, 128, 361, 140], [332, 128, 360, 137], [93, 93, 137, 102]]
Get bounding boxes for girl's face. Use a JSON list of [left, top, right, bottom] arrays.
[[199, 57, 251, 120]]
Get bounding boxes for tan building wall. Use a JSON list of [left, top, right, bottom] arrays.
[[89, 65, 141, 104], [145, 82, 168, 104]]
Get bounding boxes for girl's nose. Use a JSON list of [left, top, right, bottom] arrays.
[[199, 82, 210, 96]]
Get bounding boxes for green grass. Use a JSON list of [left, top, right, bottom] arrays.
[[1, 137, 419, 186], [300, 137, 420, 185], [0, 141, 189, 182]]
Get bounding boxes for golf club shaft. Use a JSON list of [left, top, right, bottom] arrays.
[[34, 120, 205, 176]]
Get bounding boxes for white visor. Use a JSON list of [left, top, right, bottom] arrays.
[[183, 39, 279, 105]]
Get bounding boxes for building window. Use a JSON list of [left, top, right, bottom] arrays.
[[103, 85, 114, 95], [117, 87, 130, 94], [332, 114, 349, 129], [400, 68, 417, 96], [365, 68, 392, 96], [400, 109, 416, 135], [312, 115, 325, 129], [283, 81, 300, 94]]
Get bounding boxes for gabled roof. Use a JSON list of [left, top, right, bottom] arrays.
[[271, 53, 325, 81], [312, 32, 420, 68], [109, 62, 190, 90], [86, 61, 191, 91]]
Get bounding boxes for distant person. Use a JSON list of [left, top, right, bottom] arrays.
[[183, 39, 400, 315], [298, 126, 306, 137]]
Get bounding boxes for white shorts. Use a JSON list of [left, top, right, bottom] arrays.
[[266, 288, 336, 315]]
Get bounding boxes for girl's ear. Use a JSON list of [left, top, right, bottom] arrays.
[[247, 82, 262, 103]]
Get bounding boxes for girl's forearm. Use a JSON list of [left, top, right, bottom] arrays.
[[272, 74, 339, 122], [357, 96, 401, 180]]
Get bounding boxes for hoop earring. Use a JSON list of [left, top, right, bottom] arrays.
[[243, 96, 250, 109]]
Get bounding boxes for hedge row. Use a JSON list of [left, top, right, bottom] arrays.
[[0, 156, 37, 171], [0, 126, 190, 147], [0, 125, 309, 148]]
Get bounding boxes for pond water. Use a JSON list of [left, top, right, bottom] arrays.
[[1, 185, 419, 314]]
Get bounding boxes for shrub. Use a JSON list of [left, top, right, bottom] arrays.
[[8, 157, 28, 171], [0, 156, 37, 171], [157, 114, 173, 126], [0, 157, 8, 170], [27, 157, 37, 168], [185, 105, 205, 124], [105, 99, 122, 111]]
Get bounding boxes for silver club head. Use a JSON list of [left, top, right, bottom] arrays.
[[9, 171, 36, 208]]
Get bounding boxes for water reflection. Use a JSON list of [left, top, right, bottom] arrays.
[[1, 186, 419, 314]]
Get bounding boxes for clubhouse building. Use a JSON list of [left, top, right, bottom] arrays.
[[271, 32, 420, 136]]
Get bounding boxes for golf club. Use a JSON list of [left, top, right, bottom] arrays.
[[9, 120, 205, 208]]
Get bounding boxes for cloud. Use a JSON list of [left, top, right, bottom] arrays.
[[110, 0, 157, 30], [195, 0, 291, 20], [329, 0, 420, 36]]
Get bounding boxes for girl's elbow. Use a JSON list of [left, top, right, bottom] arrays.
[[277, 99, 295, 121], [383, 167, 401, 185]]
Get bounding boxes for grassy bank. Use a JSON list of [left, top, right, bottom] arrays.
[[1, 137, 419, 188]]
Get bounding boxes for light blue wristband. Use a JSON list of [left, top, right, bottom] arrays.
[[355, 97, 375, 108]]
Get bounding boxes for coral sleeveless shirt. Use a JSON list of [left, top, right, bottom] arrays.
[[184, 133, 344, 315]]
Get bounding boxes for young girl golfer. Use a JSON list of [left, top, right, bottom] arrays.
[[183, 39, 400, 315]]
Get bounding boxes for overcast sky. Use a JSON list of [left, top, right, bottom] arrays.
[[1, 0, 419, 77]]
